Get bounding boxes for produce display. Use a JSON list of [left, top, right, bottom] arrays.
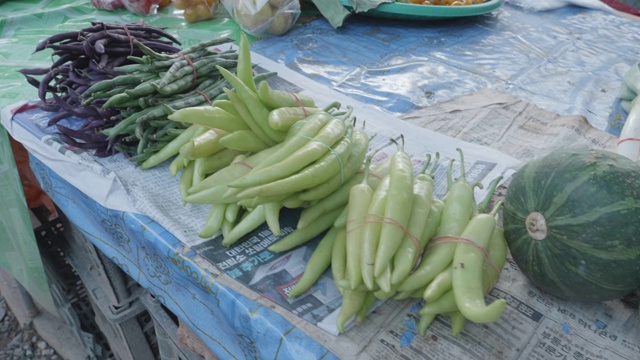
[[15, 21, 640, 341], [503, 148, 640, 302]]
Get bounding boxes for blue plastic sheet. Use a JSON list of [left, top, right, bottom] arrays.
[[23, 150, 338, 360], [251, 2, 640, 135]]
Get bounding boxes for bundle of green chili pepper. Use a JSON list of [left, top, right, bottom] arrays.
[[132, 32, 353, 251], [80, 36, 241, 165], [284, 147, 508, 334]]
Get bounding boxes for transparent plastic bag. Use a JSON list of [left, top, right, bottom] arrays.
[[222, 0, 301, 37], [91, 0, 171, 15], [172, 0, 219, 22]]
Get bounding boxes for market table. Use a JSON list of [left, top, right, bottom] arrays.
[[2, 1, 640, 359]]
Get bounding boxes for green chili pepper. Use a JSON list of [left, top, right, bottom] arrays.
[[297, 125, 370, 202], [216, 65, 286, 143], [222, 205, 266, 247], [268, 206, 343, 253], [183, 145, 283, 203], [448, 311, 466, 336], [237, 32, 258, 94], [199, 204, 227, 238], [297, 174, 362, 229], [344, 155, 376, 290], [218, 130, 270, 153], [360, 175, 390, 291], [268, 106, 325, 132], [397, 149, 476, 293], [196, 148, 240, 178], [288, 225, 340, 299], [179, 128, 228, 160], [229, 115, 347, 189], [224, 88, 276, 147], [168, 106, 250, 133], [264, 202, 282, 236], [235, 126, 354, 199], [418, 313, 437, 336], [451, 203, 506, 324], [423, 264, 453, 303], [390, 156, 438, 285], [257, 80, 316, 109], [331, 227, 348, 285], [140, 124, 206, 170], [355, 291, 378, 324], [336, 289, 369, 334], [373, 138, 415, 278]]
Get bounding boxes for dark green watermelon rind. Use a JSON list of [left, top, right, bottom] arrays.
[[503, 148, 640, 302]]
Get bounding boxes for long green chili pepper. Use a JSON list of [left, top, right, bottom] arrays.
[[267, 207, 343, 253], [360, 175, 390, 291], [298, 125, 370, 202], [390, 155, 438, 285], [237, 32, 258, 94], [235, 125, 354, 199], [224, 88, 276, 146], [331, 227, 348, 285], [168, 106, 249, 132], [216, 65, 286, 143], [336, 289, 369, 334], [257, 80, 316, 109], [373, 137, 415, 278], [219, 130, 270, 153], [451, 203, 506, 324], [344, 155, 376, 290], [228, 115, 347, 189], [288, 225, 340, 299], [397, 149, 476, 293], [139, 124, 206, 170], [221, 205, 266, 247], [199, 204, 227, 238]]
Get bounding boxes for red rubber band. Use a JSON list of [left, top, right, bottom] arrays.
[[238, 162, 253, 170], [427, 235, 501, 280], [617, 137, 640, 146], [178, 53, 197, 89], [290, 93, 308, 116], [194, 90, 212, 105], [121, 25, 134, 57], [346, 214, 422, 262]]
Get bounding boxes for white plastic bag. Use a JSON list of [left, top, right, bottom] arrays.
[[223, 0, 301, 37], [508, 0, 615, 12]]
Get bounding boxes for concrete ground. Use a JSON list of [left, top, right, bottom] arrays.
[[0, 266, 87, 360]]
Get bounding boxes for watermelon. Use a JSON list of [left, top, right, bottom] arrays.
[[503, 148, 640, 302]]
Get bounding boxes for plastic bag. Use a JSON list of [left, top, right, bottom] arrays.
[[222, 0, 301, 37], [91, 0, 170, 15], [507, 0, 614, 12], [172, 0, 219, 22]]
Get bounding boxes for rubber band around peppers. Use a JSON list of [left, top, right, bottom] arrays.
[[426, 235, 502, 285], [291, 134, 345, 185], [346, 214, 422, 264], [238, 162, 253, 170], [121, 25, 134, 56], [178, 53, 197, 89], [291, 93, 308, 117], [617, 137, 640, 145]]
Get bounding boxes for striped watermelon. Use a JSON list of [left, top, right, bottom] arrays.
[[503, 148, 640, 302]]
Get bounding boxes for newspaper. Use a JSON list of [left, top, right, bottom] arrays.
[[401, 88, 619, 164], [3, 49, 639, 358]]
